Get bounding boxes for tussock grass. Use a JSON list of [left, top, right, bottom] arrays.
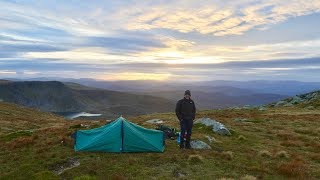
[[240, 175, 257, 180], [237, 135, 246, 141], [258, 150, 272, 158], [274, 150, 290, 159], [221, 151, 234, 160], [188, 154, 204, 164]]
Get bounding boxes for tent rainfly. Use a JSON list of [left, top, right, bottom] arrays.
[[74, 117, 165, 152]]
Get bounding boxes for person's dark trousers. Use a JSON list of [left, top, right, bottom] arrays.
[[180, 118, 193, 149]]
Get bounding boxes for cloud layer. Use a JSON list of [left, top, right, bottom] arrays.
[[0, 0, 320, 81]]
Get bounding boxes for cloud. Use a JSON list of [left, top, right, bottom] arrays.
[[123, 0, 320, 36]]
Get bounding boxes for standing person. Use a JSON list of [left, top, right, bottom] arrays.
[[175, 90, 196, 149]]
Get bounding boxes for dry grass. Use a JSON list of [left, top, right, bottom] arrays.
[[280, 140, 303, 147], [8, 136, 34, 149], [277, 157, 308, 178]]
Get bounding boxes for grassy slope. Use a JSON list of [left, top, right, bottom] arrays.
[[0, 102, 319, 179]]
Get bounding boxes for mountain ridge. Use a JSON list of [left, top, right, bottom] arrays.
[[0, 80, 175, 118]]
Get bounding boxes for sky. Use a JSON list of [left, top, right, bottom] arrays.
[[0, 0, 320, 82]]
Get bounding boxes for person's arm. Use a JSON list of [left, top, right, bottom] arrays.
[[192, 100, 196, 120], [175, 100, 182, 121]]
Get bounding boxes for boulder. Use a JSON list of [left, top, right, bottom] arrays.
[[190, 140, 211, 150], [195, 118, 231, 136], [214, 127, 231, 136], [195, 118, 217, 126], [146, 119, 163, 124]]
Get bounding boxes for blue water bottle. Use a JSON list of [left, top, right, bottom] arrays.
[[177, 132, 181, 144]]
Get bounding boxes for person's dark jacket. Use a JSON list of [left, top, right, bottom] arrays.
[[175, 98, 196, 121]]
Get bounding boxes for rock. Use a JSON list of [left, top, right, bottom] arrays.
[[242, 105, 253, 109], [173, 169, 187, 178], [215, 128, 231, 136], [80, 124, 90, 128], [233, 118, 248, 122], [190, 140, 211, 150], [195, 118, 217, 126], [205, 135, 216, 143], [258, 107, 267, 111], [289, 96, 304, 104], [146, 119, 163, 124], [50, 157, 80, 175], [195, 118, 231, 136], [275, 100, 287, 107]]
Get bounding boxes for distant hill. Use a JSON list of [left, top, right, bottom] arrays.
[[135, 90, 287, 109], [14, 78, 320, 96], [270, 90, 320, 109], [0, 81, 175, 118], [199, 80, 320, 96]]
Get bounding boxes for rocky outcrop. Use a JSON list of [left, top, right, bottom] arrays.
[[270, 90, 320, 108], [195, 118, 231, 136]]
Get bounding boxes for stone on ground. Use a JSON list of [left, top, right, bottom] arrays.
[[195, 118, 231, 136], [233, 118, 248, 122], [205, 135, 216, 143], [146, 119, 163, 124], [190, 140, 211, 150], [51, 157, 80, 175]]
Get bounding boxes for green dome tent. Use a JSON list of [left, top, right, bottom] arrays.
[[74, 117, 165, 152]]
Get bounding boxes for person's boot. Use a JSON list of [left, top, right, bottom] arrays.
[[185, 137, 191, 149], [185, 141, 191, 149], [180, 140, 185, 149]]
